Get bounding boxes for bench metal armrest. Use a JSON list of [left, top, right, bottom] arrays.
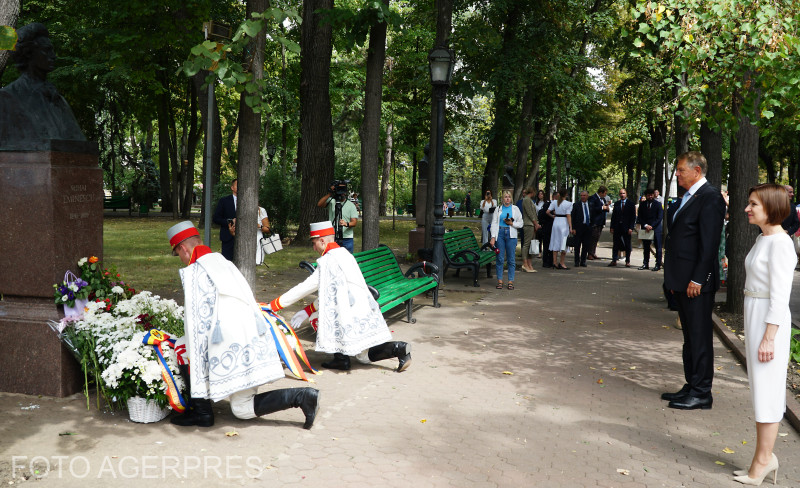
[[479, 242, 492, 251], [299, 261, 316, 275], [367, 285, 380, 301], [405, 261, 440, 281]]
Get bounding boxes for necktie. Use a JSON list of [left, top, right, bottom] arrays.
[[675, 192, 691, 216], [583, 202, 589, 223]]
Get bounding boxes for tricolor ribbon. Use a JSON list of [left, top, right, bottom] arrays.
[[259, 304, 319, 382], [142, 330, 187, 413]]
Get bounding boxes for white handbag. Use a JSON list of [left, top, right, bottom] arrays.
[[260, 234, 283, 255], [529, 239, 540, 254]]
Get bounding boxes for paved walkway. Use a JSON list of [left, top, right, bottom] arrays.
[[2, 239, 800, 487]]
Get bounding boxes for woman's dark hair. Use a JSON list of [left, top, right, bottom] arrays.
[[748, 184, 791, 225]]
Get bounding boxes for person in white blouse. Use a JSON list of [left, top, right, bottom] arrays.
[[256, 206, 271, 265], [489, 190, 523, 289], [733, 184, 797, 486], [480, 190, 498, 244]]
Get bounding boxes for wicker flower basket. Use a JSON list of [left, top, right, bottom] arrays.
[[127, 397, 170, 423]]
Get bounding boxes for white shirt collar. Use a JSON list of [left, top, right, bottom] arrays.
[[686, 177, 707, 196], [233, 194, 237, 210]]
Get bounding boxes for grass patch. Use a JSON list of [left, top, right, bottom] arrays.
[[103, 216, 482, 296]]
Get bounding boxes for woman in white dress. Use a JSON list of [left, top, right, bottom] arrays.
[[256, 206, 271, 265], [480, 190, 498, 244], [733, 184, 796, 486], [546, 188, 573, 270]]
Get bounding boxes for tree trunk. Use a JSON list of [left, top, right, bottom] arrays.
[[379, 121, 393, 217], [544, 139, 553, 196], [425, 0, 453, 248], [359, 0, 389, 250], [529, 132, 541, 191], [513, 86, 534, 201], [195, 70, 223, 231], [234, 0, 268, 287], [156, 86, 173, 213], [759, 139, 775, 183], [182, 78, 201, 218], [725, 80, 760, 313], [701, 117, 723, 190], [297, 0, 335, 244], [0, 0, 19, 80], [674, 79, 689, 157]]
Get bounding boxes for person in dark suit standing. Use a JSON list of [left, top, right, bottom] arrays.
[[212, 179, 238, 261], [538, 192, 555, 268], [608, 188, 636, 267], [570, 190, 592, 267], [781, 185, 799, 236], [661, 151, 727, 410], [587, 186, 610, 260], [636, 188, 664, 271]]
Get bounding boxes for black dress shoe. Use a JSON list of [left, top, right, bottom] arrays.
[[638, 265, 649, 270], [580, 263, 587, 267], [660, 385, 690, 401], [607, 261, 617, 267], [668, 394, 712, 410], [652, 265, 662, 272]]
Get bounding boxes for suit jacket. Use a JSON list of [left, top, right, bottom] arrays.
[[588, 193, 607, 227], [663, 182, 727, 293], [636, 200, 663, 231], [213, 194, 237, 242], [610, 199, 636, 232], [781, 206, 800, 236], [571, 200, 592, 229]]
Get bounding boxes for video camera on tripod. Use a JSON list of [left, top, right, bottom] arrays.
[[329, 179, 350, 240]]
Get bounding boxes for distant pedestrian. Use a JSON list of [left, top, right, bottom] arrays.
[[587, 186, 609, 260], [547, 188, 573, 270], [480, 190, 497, 244], [608, 188, 636, 267], [464, 191, 473, 217], [570, 190, 592, 267], [489, 190, 523, 289], [636, 188, 663, 271], [521, 188, 539, 273]]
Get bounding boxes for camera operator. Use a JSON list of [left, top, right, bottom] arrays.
[[317, 181, 358, 253]]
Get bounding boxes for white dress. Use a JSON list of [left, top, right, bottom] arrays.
[[480, 199, 497, 244], [743, 233, 797, 422], [548, 200, 573, 251]]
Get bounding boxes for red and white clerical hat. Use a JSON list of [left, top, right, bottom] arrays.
[[167, 221, 200, 253], [309, 221, 334, 238]]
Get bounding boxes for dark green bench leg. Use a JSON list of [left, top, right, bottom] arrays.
[[433, 286, 440, 308], [472, 264, 479, 287], [406, 298, 416, 323], [486, 263, 492, 279]]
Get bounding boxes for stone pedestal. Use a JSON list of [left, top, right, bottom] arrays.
[[0, 141, 101, 396], [409, 179, 428, 257]]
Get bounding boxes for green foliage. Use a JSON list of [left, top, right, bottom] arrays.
[[259, 165, 301, 237], [791, 328, 800, 364], [0, 26, 17, 50], [182, 8, 302, 113], [320, 0, 402, 51], [127, 147, 161, 209]]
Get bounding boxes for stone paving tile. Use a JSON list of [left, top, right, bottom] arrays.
[[2, 240, 800, 487]]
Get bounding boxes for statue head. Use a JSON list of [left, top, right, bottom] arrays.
[[12, 23, 55, 79]]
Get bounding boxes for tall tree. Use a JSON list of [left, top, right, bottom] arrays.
[[359, 0, 390, 250], [0, 0, 19, 79], [297, 0, 335, 243]]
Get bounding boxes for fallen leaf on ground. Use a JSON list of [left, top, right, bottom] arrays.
[[225, 431, 239, 437], [629, 366, 636, 370], [616, 468, 630, 475], [722, 448, 735, 454], [741, 440, 747, 445], [420, 419, 427, 423], [778, 432, 788, 437], [597, 378, 604, 384], [715, 461, 726, 466], [611, 367, 617, 371], [502, 371, 514, 375]]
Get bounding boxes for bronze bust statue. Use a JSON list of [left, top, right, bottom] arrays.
[[0, 23, 86, 150]]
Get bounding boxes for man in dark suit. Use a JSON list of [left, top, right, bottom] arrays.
[[570, 190, 592, 267], [587, 185, 610, 260], [636, 188, 664, 271], [781, 185, 799, 236], [538, 193, 554, 268], [608, 188, 636, 267], [212, 179, 238, 261], [661, 151, 727, 410]]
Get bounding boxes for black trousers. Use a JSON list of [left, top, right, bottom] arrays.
[[572, 225, 592, 265], [221, 240, 234, 261], [588, 225, 603, 257], [611, 229, 632, 262], [675, 290, 715, 397], [641, 230, 663, 266], [541, 229, 553, 267]]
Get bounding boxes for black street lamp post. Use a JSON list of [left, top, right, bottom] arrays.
[[429, 46, 454, 283]]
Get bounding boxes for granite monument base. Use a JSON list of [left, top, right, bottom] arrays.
[[0, 141, 101, 397]]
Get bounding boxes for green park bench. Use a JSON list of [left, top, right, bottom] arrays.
[[442, 227, 495, 287], [299, 244, 440, 323], [103, 194, 132, 215]]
